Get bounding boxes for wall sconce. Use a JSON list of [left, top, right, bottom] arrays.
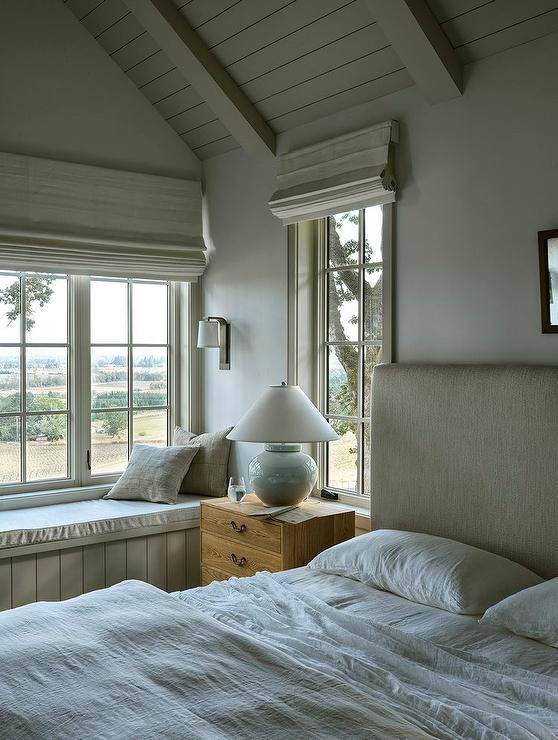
[[197, 317, 230, 370]]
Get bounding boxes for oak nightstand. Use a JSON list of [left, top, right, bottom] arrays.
[[200, 495, 355, 585]]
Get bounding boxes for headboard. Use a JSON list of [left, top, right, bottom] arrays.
[[370, 364, 558, 578]]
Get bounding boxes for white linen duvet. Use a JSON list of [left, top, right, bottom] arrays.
[[0, 574, 557, 739]]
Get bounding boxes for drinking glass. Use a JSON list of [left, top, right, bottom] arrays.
[[228, 476, 247, 503]]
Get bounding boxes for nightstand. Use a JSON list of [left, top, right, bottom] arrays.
[[200, 495, 355, 585]]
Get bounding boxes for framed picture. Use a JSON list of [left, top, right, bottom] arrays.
[[538, 229, 558, 333]]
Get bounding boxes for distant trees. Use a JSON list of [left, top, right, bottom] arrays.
[[27, 413, 66, 442], [97, 412, 127, 439], [92, 390, 166, 409], [0, 395, 66, 441]]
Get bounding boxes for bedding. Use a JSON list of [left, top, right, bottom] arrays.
[[275, 568, 558, 678], [307, 529, 542, 614], [480, 577, 558, 648], [2, 573, 557, 739]]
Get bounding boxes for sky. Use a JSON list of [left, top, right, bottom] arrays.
[[0, 275, 168, 350]]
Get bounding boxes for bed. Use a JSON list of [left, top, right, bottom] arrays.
[[1, 364, 557, 739]]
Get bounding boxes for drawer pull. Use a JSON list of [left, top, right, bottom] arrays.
[[230, 521, 246, 533], [230, 553, 247, 567]]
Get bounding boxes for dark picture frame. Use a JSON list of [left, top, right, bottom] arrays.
[[538, 229, 558, 333]]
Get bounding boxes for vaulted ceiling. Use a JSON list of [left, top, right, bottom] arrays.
[[63, 0, 558, 161]]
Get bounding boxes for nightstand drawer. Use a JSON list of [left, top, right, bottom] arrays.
[[201, 532, 282, 577], [201, 565, 232, 586], [201, 505, 281, 554]]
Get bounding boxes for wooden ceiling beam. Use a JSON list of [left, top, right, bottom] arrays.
[[364, 0, 462, 103], [123, 0, 276, 159]]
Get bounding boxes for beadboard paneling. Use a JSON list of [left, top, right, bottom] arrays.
[[0, 527, 200, 612]]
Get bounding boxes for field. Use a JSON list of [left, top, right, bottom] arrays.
[[327, 428, 358, 491], [0, 409, 167, 483]]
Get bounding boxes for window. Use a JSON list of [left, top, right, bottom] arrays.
[[90, 278, 170, 477], [318, 206, 388, 502], [0, 273, 70, 486], [0, 272, 176, 495]]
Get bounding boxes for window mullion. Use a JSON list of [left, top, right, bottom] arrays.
[[169, 282, 178, 443], [20, 275, 26, 485], [74, 276, 91, 487], [128, 280, 133, 457], [317, 219, 328, 492]]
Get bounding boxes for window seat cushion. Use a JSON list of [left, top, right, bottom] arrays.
[[0, 494, 213, 550]]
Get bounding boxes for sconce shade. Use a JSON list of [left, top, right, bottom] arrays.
[[197, 320, 219, 348], [227, 384, 339, 443]]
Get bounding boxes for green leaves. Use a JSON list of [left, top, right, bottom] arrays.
[[0, 276, 54, 331]]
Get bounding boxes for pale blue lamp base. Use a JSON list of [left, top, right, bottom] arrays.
[[248, 443, 318, 507]]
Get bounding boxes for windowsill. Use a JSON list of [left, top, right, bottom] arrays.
[[310, 493, 370, 528], [0, 484, 112, 512]]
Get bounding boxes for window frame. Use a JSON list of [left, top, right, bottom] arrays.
[[0, 275, 184, 497], [315, 204, 392, 506], [287, 203, 395, 508], [86, 277, 173, 484]]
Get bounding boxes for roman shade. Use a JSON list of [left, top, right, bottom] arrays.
[[269, 120, 398, 226], [0, 151, 206, 281]]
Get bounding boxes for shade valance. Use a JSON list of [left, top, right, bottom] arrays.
[[269, 120, 398, 226], [0, 151, 206, 281]]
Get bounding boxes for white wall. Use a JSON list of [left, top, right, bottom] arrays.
[[201, 150, 285, 477], [0, 0, 199, 179], [202, 31, 558, 478], [280, 32, 558, 363]]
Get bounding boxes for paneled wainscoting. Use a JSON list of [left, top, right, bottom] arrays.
[[0, 523, 200, 611]]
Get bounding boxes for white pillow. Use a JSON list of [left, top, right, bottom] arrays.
[[307, 529, 542, 615], [104, 444, 199, 504], [479, 577, 558, 647]]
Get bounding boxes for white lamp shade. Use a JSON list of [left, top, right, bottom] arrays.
[[227, 384, 339, 443], [197, 320, 219, 348]]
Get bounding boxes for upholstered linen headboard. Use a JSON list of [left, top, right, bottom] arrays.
[[370, 364, 558, 578]]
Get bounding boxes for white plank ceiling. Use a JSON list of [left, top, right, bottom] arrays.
[[64, 0, 558, 160], [427, 0, 558, 64]]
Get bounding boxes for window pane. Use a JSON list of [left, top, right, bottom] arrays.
[[133, 348, 167, 407], [0, 274, 21, 343], [328, 271, 359, 341], [26, 414, 68, 481], [91, 280, 127, 344], [91, 347, 128, 409], [91, 411, 128, 475], [363, 345, 382, 418], [133, 282, 167, 344], [327, 421, 358, 492], [25, 276, 67, 343], [364, 267, 382, 341], [0, 416, 21, 484], [364, 206, 383, 263], [133, 409, 167, 447], [26, 347, 67, 412], [0, 347, 20, 412], [327, 346, 358, 417], [328, 211, 359, 266]]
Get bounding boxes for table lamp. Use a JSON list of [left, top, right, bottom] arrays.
[[227, 383, 339, 507]]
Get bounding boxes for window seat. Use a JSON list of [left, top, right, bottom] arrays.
[[0, 495, 213, 550]]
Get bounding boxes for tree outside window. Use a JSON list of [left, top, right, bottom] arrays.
[[323, 207, 383, 498]]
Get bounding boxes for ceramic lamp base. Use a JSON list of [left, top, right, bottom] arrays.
[[248, 443, 318, 507]]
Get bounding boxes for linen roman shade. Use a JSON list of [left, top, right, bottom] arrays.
[[269, 120, 398, 226], [0, 151, 206, 281]]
